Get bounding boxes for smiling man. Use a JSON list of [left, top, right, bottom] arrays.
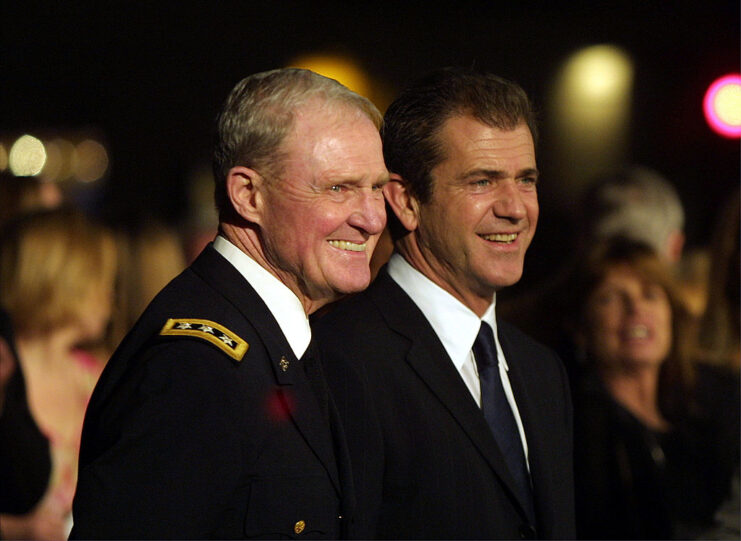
[[315, 67, 575, 539], [70, 68, 388, 539]]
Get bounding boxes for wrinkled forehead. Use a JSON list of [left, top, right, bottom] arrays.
[[278, 102, 384, 179], [291, 99, 372, 136]]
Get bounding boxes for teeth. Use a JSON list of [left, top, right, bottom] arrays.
[[481, 233, 517, 243], [626, 325, 649, 339], [328, 240, 366, 252]]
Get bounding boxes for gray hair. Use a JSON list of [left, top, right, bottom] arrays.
[[213, 68, 382, 220], [582, 165, 685, 258]]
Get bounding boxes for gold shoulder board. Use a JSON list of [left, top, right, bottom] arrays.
[[160, 318, 249, 361]]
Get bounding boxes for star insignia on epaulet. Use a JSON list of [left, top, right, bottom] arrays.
[[160, 318, 249, 361]]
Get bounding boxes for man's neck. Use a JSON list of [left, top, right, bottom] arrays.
[[219, 223, 330, 315], [394, 240, 494, 318]]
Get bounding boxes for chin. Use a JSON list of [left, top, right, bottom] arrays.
[[487, 274, 523, 290], [333, 276, 372, 296]]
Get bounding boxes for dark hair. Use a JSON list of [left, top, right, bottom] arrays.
[[381, 66, 537, 204]]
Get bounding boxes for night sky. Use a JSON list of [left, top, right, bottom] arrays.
[[2, 1, 738, 285]]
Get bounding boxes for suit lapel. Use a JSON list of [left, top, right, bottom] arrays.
[[497, 322, 551, 533], [190, 245, 341, 495], [369, 270, 531, 520]]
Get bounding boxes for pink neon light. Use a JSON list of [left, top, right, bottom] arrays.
[[703, 74, 741, 138]]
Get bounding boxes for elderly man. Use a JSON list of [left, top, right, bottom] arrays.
[[70, 68, 388, 539], [315, 67, 575, 539]]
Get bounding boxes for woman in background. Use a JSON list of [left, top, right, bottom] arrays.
[[568, 238, 736, 539], [0, 207, 116, 539]]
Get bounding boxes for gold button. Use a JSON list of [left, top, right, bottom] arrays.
[[294, 520, 305, 534]]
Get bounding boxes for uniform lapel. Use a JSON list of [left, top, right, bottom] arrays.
[[191, 245, 341, 495], [369, 270, 532, 521]]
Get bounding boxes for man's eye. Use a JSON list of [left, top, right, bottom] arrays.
[[329, 185, 343, 192], [520, 176, 538, 185], [473, 179, 490, 187]]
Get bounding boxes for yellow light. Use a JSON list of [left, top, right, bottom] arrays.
[[9, 135, 47, 176], [548, 45, 635, 194], [41, 140, 63, 182], [51, 138, 78, 181], [562, 45, 633, 102], [714, 83, 741, 126], [74, 139, 109, 182], [288, 53, 371, 97], [0, 143, 7, 171]]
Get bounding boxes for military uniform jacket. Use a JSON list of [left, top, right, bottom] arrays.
[[314, 269, 576, 540], [71, 245, 352, 539]]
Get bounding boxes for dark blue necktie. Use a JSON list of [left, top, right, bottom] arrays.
[[473, 321, 535, 523]]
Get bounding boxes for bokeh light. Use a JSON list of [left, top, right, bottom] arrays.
[[9, 134, 47, 176], [549, 45, 635, 195], [0, 143, 7, 171], [288, 53, 372, 98], [41, 139, 64, 182], [557, 45, 634, 122], [74, 139, 109, 182], [41, 137, 78, 182], [704, 74, 741, 138]]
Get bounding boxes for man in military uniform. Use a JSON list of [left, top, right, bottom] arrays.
[[70, 68, 388, 539]]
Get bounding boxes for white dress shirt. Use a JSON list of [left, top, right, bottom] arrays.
[[213, 236, 311, 359], [387, 253, 530, 466]]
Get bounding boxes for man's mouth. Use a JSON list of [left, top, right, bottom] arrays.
[[479, 233, 517, 244], [328, 240, 367, 252]]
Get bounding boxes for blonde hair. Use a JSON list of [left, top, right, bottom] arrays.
[[0, 207, 117, 338]]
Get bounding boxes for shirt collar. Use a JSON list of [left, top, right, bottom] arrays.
[[387, 253, 505, 371], [213, 235, 311, 359]]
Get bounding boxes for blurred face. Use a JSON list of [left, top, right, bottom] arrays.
[[416, 117, 538, 312], [76, 282, 114, 342], [260, 104, 388, 311], [585, 264, 673, 370]]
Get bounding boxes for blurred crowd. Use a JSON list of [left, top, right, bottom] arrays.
[[0, 163, 738, 540], [0, 172, 189, 539]]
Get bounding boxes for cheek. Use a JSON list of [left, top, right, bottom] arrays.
[[524, 196, 539, 229], [588, 306, 620, 341], [656, 306, 673, 344]]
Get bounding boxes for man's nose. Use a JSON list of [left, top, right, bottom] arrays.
[[349, 189, 387, 234], [492, 181, 526, 221]]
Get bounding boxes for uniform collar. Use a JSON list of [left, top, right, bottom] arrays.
[[213, 235, 311, 359]]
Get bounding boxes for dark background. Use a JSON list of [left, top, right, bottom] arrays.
[[2, 1, 738, 287]]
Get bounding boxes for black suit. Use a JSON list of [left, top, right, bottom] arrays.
[[314, 269, 575, 540], [71, 245, 353, 539]]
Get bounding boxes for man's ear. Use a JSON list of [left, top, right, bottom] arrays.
[[226, 166, 265, 224], [383, 173, 420, 232]]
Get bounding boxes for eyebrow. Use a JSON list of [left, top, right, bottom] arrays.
[[323, 171, 391, 185], [460, 167, 540, 180]]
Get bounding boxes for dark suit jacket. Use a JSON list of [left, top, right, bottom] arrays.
[[314, 269, 575, 540], [71, 245, 353, 539]]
